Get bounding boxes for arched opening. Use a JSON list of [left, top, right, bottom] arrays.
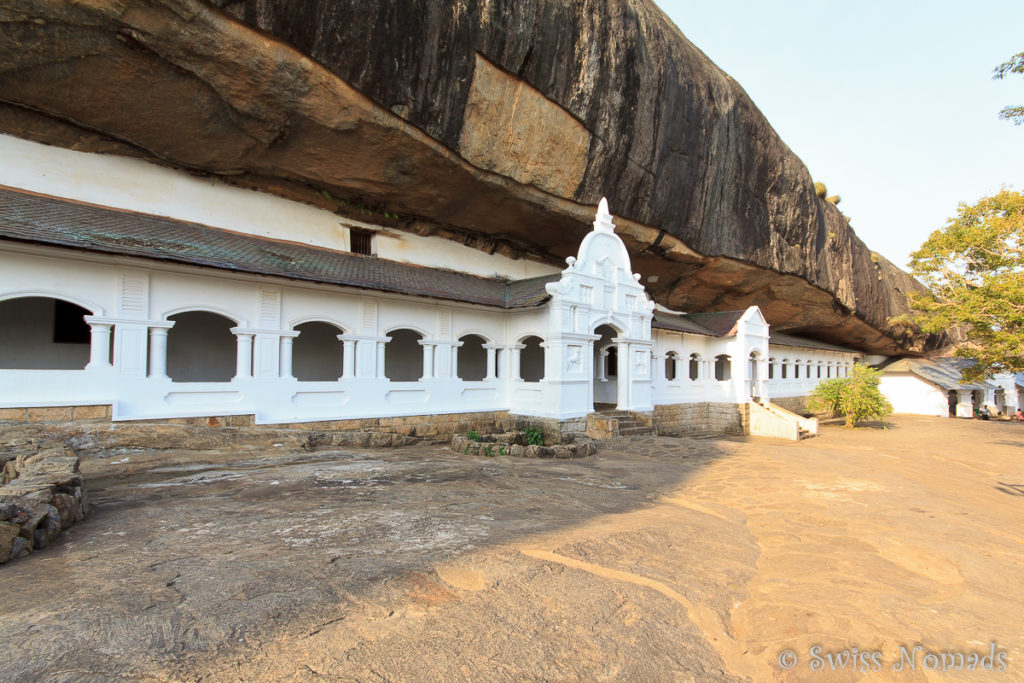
[[948, 390, 958, 417], [781, 359, 789, 379], [592, 325, 618, 405], [689, 353, 701, 381], [520, 335, 545, 382], [749, 351, 760, 381], [817, 361, 823, 379], [293, 321, 344, 381], [714, 354, 731, 381], [385, 328, 424, 382], [457, 334, 488, 381], [768, 357, 776, 380], [166, 311, 237, 382], [0, 296, 93, 369], [665, 351, 678, 381]]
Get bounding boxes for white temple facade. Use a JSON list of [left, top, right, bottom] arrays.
[[0, 135, 861, 432]]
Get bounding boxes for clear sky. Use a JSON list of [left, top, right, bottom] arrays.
[[655, 1, 1024, 269]]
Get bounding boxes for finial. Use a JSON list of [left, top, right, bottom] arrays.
[[594, 197, 615, 233], [565, 256, 576, 267]]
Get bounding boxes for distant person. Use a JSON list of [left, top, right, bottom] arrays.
[[1016, 409, 1023, 423]]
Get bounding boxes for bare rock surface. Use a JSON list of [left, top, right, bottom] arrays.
[[0, 416, 1021, 680], [0, 0, 938, 354]]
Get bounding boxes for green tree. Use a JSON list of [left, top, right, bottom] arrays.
[[994, 52, 1024, 125], [808, 366, 892, 428], [905, 189, 1024, 380]]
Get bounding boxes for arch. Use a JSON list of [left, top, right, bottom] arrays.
[[0, 290, 102, 316], [385, 323, 431, 338], [292, 321, 344, 381], [519, 335, 545, 382], [385, 328, 424, 382], [781, 358, 789, 379], [817, 360, 824, 379], [589, 316, 626, 336], [166, 310, 237, 382], [453, 328, 495, 344], [665, 351, 679, 381], [0, 296, 93, 370], [768, 357, 776, 380], [748, 350, 761, 382], [457, 334, 488, 381], [288, 315, 349, 334], [163, 305, 242, 326], [714, 354, 732, 381], [689, 353, 701, 381]]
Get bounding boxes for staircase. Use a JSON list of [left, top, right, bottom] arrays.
[[749, 400, 818, 441], [587, 404, 655, 439]]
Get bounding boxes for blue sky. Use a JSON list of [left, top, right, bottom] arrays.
[[656, 1, 1024, 269]]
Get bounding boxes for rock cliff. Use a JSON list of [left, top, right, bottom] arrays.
[[0, 0, 934, 353]]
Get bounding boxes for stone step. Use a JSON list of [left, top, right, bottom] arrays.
[[617, 426, 655, 437]]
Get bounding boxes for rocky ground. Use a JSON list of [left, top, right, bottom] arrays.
[[0, 415, 1021, 681]]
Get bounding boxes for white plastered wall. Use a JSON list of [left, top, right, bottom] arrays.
[[878, 373, 950, 418]]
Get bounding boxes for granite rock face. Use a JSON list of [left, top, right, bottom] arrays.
[[0, 0, 934, 353]]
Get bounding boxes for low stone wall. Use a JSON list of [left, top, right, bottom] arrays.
[[0, 405, 111, 422], [770, 395, 812, 415], [510, 415, 587, 445], [1, 447, 85, 564], [451, 432, 594, 459], [653, 402, 749, 437]]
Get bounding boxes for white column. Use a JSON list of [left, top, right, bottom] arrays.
[[511, 343, 525, 381], [233, 332, 254, 380], [376, 339, 387, 379], [340, 337, 356, 379], [615, 340, 630, 410], [419, 341, 435, 380], [673, 356, 682, 382], [84, 320, 113, 369], [280, 335, 295, 379], [483, 344, 499, 380], [148, 324, 173, 379], [597, 349, 608, 382]]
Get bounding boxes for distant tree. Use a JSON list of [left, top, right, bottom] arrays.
[[808, 366, 892, 428], [905, 189, 1024, 380], [994, 52, 1024, 125]]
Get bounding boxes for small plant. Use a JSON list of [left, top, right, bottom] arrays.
[[466, 430, 481, 442], [482, 446, 494, 457], [498, 446, 507, 456], [524, 426, 544, 446]]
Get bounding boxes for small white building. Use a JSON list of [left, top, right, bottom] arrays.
[[0, 135, 861, 437], [877, 357, 1009, 418]]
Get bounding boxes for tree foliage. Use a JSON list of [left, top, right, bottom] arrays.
[[808, 365, 892, 428], [993, 52, 1024, 125], [905, 189, 1024, 380]]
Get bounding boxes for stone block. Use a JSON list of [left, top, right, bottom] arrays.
[[72, 405, 110, 420], [228, 415, 254, 427], [26, 407, 74, 422], [0, 408, 27, 421], [0, 520, 19, 562]]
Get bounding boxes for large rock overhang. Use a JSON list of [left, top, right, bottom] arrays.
[[0, 0, 937, 355]]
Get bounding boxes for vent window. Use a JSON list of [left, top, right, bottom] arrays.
[[350, 228, 374, 256]]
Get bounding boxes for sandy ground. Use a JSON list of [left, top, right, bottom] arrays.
[[1, 414, 1022, 681]]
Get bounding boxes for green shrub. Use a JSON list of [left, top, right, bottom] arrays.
[[809, 365, 893, 428], [524, 426, 544, 446], [466, 430, 481, 442], [482, 445, 494, 457]]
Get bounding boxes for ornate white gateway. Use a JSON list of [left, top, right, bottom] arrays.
[[540, 198, 655, 417]]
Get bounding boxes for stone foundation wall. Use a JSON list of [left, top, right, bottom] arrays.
[[770, 395, 812, 415], [510, 415, 588, 445], [1, 447, 85, 564], [0, 405, 111, 422], [653, 402, 749, 437]]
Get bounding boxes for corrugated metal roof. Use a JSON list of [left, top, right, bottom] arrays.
[[769, 332, 859, 354], [0, 187, 552, 309], [879, 357, 995, 391]]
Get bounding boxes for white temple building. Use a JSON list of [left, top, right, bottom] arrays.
[[0, 134, 863, 437]]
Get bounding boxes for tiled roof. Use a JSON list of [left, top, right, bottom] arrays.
[[878, 357, 995, 391], [769, 332, 859, 354], [0, 187, 552, 309], [652, 309, 745, 337]]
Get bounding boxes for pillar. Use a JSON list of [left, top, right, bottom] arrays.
[[148, 325, 171, 379], [341, 338, 356, 379], [233, 332, 253, 380], [419, 341, 435, 380], [511, 343, 525, 381], [85, 320, 113, 369], [376, 339, 387, 379], [483, 344, 499, 381], [280, 335, 295, 379], [615, 340, 630, 410]]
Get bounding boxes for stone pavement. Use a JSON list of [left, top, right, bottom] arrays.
[[0, 415, 1021, 681]]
